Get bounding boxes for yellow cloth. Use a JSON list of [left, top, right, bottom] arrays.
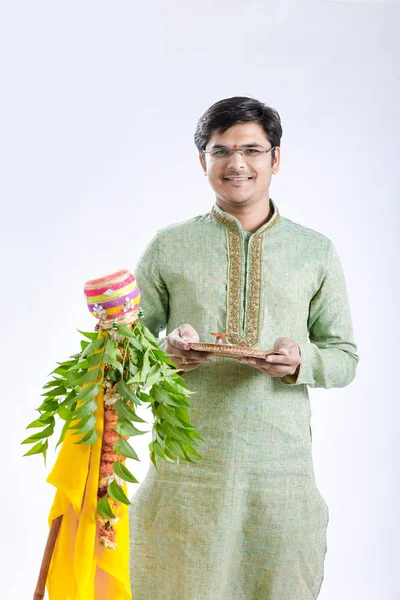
[[46, 385, 132, 600]]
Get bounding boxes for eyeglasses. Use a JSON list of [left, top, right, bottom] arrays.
[[204, 145, 275, 161]]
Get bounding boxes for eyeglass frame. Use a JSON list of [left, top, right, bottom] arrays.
[[203, 144, 276, 160]]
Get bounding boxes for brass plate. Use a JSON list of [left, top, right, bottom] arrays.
[[189, 342, 286, 360]]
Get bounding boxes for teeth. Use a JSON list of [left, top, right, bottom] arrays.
[[226, 177, 250, 181]]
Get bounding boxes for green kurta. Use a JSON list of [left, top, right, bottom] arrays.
[[129, 199, 359, 599]]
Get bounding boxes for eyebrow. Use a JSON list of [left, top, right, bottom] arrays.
[[210, 142, 263, 148]]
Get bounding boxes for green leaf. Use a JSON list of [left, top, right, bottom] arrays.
[[67, 359, 89, 371], [50, 367, 69, 377], [182, 444, 204, 460], [159, 422, 192, 444], [128, 337, 144, 351], [80, 339, 90, 351], [56, 419, 71, 448], [103, 354, 123, 373], [36, 399, 59, 412], [72, 367, 100, 388], [155, 403, 191, 428], [116, 380, 140, 405], [113, 436, 139, 461], [76, 428, 98, 445], [71, 414, 97, 434], [80, 336, 105, 359], [72, 383, 98, 404], [151, 439, 166, 459], [164, 436, 188, 460], [113, 461, 139, 484], [77, 329, 99, 341], [71, 398, 98, 420], [26, 416, 55, 429], [97, 496, 116, 519], [164, 378, 194, 396], [105, 339, 117, 359], [114, 399, 146, 423], [41, 386, 67, 398], [145, 364, 162, 388], [141, 350, 151, 381], [150, 450, 160, 472], [57, 405, 72, 420], [43, 378, 67, 389], [108, 479, 131, 505], [59, 389, 77, 407], [88, 353, 103, 367], [116, 324, 135, 338], [23, 439, 48, 457], [21, 424, 54, 444], [115, 418, 148, 437]]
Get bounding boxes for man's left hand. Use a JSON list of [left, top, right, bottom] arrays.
[[239, 337, 302, 378]]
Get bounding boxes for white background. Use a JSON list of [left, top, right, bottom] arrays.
[[1, 1, 398, 598]]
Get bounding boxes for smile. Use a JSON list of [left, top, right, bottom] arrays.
[[223, 177, 253, 182]]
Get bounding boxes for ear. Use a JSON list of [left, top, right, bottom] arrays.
[[199, 152, 207, 174], [271, 146, 280, 174]]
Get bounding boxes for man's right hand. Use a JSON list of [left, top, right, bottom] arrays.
[[166, 324, 214, 372]]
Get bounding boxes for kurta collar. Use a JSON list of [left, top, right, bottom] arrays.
[[211, 198, 280, 235]]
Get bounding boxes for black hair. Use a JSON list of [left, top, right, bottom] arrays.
[[194, 96, 282, 165]]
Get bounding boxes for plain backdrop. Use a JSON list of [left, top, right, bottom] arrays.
[[1, 0, 398, 598]]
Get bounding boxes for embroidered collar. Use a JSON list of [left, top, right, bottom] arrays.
[[211, 198, 280, 234]]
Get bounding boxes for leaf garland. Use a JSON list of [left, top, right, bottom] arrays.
[[22, 318, 204, 548]]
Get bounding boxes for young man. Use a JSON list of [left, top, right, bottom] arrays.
[[129, 96, 359, 599]]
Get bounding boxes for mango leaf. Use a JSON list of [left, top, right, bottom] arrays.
[[113, 436, 139, 461], [116, 380, 140, 405], [76, 428, 98, 445], [23, 439, 48, 457], [114, 399, 146, 423], [107, 479, 131, 505], [77, 329, 99, 341], [97, 496, 116, 519], [113, 461, 139, 484], [115, 418, 148, 437], [21, 424, 54, 444]]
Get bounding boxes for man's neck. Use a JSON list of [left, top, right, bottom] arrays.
[[216, 197, 273, 233]]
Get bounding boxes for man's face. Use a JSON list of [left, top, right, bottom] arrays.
[[199, 122, 280, 208]]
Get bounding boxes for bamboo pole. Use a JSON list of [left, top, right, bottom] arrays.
[[33, 515, 63, 600]]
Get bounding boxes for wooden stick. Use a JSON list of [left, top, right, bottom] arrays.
[[33, 515, 63, 600]]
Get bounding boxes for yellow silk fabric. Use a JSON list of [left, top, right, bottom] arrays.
[[46, 386, 132, 599]]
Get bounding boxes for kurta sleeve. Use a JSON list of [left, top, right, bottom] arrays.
[[134, 233, 169, 341], [280, 241, 359, 388]]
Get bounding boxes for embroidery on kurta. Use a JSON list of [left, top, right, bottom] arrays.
[[211, 201, 280, 346]]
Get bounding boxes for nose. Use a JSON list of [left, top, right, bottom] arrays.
[[226, 150, 246, 168]]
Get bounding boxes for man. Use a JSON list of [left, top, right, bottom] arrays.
[[129, 96, 359, 599]]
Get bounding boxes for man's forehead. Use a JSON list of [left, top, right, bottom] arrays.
[[209, 122, 268, 144]]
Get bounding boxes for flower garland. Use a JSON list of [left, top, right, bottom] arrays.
[[22, 318, 204, 549]]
